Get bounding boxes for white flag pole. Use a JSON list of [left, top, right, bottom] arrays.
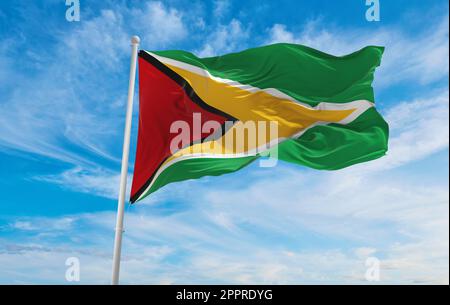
[[111, 35, 140, 285]]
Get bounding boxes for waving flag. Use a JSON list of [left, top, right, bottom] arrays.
[[130, 43, 388, 203]]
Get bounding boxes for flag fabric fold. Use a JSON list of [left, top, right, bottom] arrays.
[[130, 43, 388, 203]]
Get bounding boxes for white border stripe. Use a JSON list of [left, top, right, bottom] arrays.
[[146, 51, 375, 114]]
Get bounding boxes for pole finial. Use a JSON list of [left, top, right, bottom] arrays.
[[131, 35, 140, 45]]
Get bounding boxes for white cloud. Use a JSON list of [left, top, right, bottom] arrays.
[[213, 0, 231, 19], [0, 1, 191, 167], [268, 24, 296, 43], [131, 2, 187, 47], [0, 9, 129, 166], [196, 19, 249, 57], [2, 165, 448, 284], [34, 167, 124, 200], [11, 217, 75, 232], [378, 90, 449, 169], [354, 247, 377, 259]]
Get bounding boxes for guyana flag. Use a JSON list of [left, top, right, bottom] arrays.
[[130, 43, 389, 203]]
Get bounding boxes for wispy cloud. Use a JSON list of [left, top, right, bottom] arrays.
[[213, 0, 231, 19], [0, 2, 191, 168], [0, 9, 127, 166], [371, 89, 449, 170], [131, 2, 187, 47], [196, 19, 250, 57], [1, 161, 448, 284], [34, 167, 124, 200]]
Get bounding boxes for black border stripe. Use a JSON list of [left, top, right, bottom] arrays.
[[130, 51, 237, 203], [138, 50, 237, 121], [130, 156, 169, 203]]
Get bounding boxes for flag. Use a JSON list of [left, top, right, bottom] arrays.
[[130, 43, 389, 203]]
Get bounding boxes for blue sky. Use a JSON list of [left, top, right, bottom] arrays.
[[0, 0, 448, 284]]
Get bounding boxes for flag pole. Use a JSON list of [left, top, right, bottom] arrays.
[[111, 35, 140, 285]]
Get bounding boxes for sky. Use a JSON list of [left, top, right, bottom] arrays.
[[0, 0, 448, 284]]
